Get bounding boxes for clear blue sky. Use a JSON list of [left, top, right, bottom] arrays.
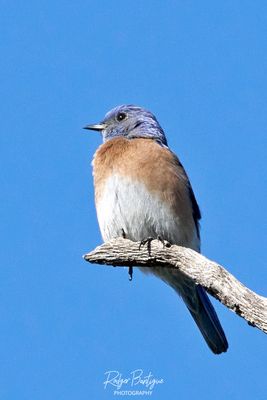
[[1, 1, 266, 399]]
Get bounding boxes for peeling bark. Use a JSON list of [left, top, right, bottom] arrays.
[[84, 238, 267, 334]]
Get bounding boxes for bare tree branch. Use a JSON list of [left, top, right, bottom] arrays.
[[84, 238, 267, 334]]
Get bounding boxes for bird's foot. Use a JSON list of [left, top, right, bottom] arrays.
[[121, 228, 127, 239], [139, 237, 154, 256], [139, 236, 171, 255]]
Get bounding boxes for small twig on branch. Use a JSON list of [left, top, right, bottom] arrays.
[[83, 238, 267, 334]]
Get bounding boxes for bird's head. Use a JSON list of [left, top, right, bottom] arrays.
[[84, 105, 168, 146]]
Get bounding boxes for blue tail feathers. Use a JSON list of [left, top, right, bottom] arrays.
[[180, 284, 228, 354]]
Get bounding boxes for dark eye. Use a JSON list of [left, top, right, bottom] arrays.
[[117, 112, 127, 122]]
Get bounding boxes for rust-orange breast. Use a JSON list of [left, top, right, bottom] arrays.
[[92, 137, 197, 242]]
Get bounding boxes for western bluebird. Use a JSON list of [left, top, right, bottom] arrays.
[[84, 105, 228, 354]]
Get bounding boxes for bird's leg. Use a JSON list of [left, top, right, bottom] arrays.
[[157, 235, 172, 248], [121, 229, 133, 281]]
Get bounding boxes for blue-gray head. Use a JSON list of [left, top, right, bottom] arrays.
[[84, 105, 168, 146]]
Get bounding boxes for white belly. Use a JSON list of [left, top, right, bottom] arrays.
[[95, 174, 199, 250]]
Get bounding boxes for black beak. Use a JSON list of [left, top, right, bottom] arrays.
[[83, 123, 106, 131]]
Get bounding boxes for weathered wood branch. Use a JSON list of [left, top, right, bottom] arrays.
[[84, 238, 267, 334]]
